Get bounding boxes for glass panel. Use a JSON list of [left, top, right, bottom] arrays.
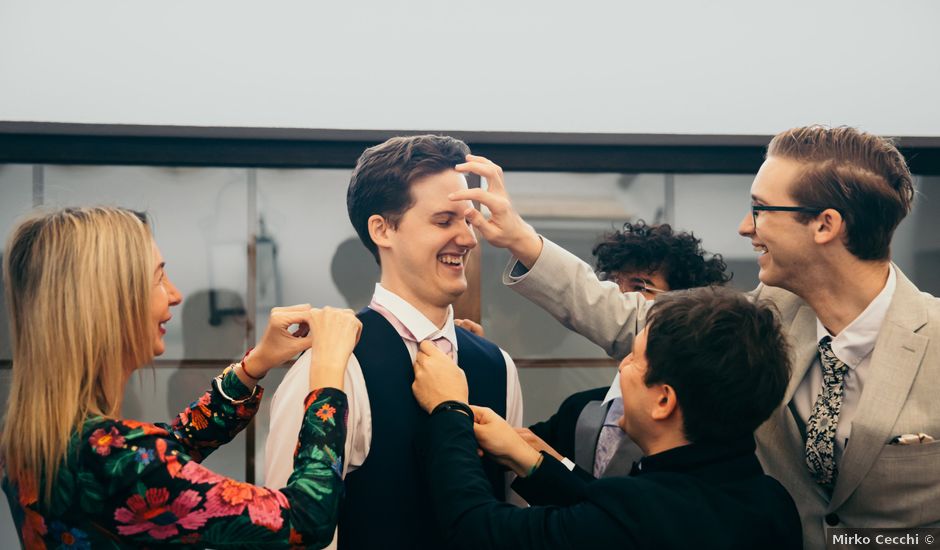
[[899, 176, 940, 294], [254, 168, 376, 336], [0, 165, 35, 361], [519, 365, 617, 426], [673, 174, 760, 291], [481, 172, 667, 360], [41, 165, 251, 361]]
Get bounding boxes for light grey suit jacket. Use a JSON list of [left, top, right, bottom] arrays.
[[505, 238, 940, 550]]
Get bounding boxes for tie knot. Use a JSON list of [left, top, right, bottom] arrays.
[[430, 335, 453, 358], [818, 337, 848, 379]]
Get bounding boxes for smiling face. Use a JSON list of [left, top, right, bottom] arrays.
[[150, 241, 182, 357], [738, 156, 818, 291], [377, 169, 477, 318]]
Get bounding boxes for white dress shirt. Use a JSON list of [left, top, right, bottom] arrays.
[[792, 266, 896, 463], [265, 283, 524, 486]]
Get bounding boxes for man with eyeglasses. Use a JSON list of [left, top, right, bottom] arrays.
[[451, 126, 940, 550]]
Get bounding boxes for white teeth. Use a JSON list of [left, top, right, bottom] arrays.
[[439, 254, 463, 265], [753, 245, 768, 255]]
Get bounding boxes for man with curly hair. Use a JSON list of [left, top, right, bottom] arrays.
[[593, 220, 731, 300], [460, 220, 731, 480]]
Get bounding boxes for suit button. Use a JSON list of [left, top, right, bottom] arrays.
[[825, 513, 840, 526]]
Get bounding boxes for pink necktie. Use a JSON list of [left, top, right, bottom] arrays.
[[430, 335, 453, 358], [370, 300, 454, 359]]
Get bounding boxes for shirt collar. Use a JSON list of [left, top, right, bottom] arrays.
[[815, 265, 896, 368], [603, 372, 622, 405], [371, 283, 458, 350]]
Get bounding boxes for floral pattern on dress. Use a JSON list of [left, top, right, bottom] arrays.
[[3, 368, 347, 549]]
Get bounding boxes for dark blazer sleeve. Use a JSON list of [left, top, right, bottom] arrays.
[[527, 386, 609, 460], [425, 409, 630, 550], [511, 454, 592, 506]]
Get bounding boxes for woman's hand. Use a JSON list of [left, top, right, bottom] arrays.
[[471, 406, 541, 477], [309, 307, 362, 391], [412, 340, 468, 413], [245, 304, 316, 378]]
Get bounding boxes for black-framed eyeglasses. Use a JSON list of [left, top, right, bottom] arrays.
[[751, 205, 824, 226]]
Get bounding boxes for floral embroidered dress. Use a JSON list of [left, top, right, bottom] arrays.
[[2, 369, 347, 549]]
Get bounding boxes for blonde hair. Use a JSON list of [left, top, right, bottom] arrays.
[[1, 207, 154, 504]]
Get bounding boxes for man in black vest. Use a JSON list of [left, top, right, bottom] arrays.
[[413, 286, 802, 549], [264, 135, 522, 549]]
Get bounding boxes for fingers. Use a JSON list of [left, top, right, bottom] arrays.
[[470, 405, 495, 423], [271, 303, 313, 313], [457, 155, 505, 190], [270, 307, 315, 327], [463, 207, 489, 232], [449, 187, 502, 206], [465, 153, 494, 164], [455, 318, 485, 337], [418, 340, 445, 357]]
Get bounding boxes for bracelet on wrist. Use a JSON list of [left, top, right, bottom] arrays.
[[431, 400, 472, 418], [216, 365, 259, 404], [239, 347, 264, 381], [526, 453, 545, 478]]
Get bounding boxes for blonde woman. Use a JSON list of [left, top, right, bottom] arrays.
[[0, 207, 360, 549]]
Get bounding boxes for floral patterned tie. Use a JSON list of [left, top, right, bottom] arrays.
[[593, 397, 625, 477], [804, 336, 849, 490]]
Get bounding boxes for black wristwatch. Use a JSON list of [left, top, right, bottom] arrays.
[[431, 400, 473, 418]]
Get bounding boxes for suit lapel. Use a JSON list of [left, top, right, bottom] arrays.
[[574, 400, 608, 471], [785, 305, 820, 405], [829, 270, 929, 511]]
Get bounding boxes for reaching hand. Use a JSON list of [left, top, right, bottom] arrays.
[[452, 154, 543, 267], [471, 406, 542, 477], [454, 318, 485, 338], [308, 307, 362, 391], [412, 340, 468, 413], [246, 304, 316, 376], [515, 428, 563, 461]]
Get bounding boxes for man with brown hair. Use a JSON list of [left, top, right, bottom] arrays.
[[265, 136, 522, 550], [450, 127, 940, 549]]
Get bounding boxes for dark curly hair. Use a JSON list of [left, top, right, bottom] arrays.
[[592, 220, 731, 290]]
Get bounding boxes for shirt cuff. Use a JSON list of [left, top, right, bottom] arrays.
[[561, 457, 576, 471]]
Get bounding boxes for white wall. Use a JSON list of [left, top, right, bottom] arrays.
[[2, 0, 939, 136]]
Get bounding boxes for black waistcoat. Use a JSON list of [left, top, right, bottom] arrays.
[[337, 308, 508, 550]]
